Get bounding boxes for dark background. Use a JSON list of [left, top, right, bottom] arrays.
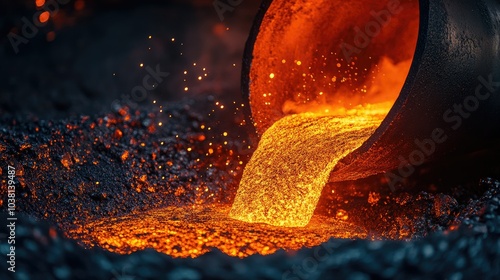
[[0, 0, 260, 120]]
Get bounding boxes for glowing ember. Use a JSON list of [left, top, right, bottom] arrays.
[[230, 111, 387, 227], [230, 51, 414, 228]]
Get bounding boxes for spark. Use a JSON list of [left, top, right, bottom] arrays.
[[39, 11, 50, 23]]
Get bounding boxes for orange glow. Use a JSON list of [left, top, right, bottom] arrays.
[[46, 31, 55, 42], [121, 150, 129, 162], [68, 205, 366, 258], [248, 0, 419, 134], [212, 23, 226, 37], [36, 0, 45, 7], [39, 11, 50, 23], [231, 56, 413, 227], [230, 0, 419, 227], [62, 0, 421, 258], [281, 58, 412, 116], [74, 0, 85, 11]]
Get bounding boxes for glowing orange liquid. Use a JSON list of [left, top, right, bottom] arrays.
[[69, 205, 366, 258], [230, 111, 387, 227]]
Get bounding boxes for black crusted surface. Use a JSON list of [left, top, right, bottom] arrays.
[[0, 101, 248, 226]]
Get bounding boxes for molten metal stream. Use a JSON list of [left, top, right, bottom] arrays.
[[230, 58, 411, 227], [67, 59, 414, 257], [229, 112, 386, 227]]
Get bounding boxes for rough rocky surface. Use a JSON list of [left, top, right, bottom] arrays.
[[0, 102, 249, 226], [1, 98, 500, 279], [0, 180, 499, 280]]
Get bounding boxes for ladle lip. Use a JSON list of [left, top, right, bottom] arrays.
[[240, 0, 273, 135]]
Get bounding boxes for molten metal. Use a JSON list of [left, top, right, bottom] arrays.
[[229, 112, 386, 227], [231, 56, 412, 227], [70, 205, 366, 258]]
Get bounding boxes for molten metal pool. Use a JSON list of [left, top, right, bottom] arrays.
[[69, 205, 365, 258]]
